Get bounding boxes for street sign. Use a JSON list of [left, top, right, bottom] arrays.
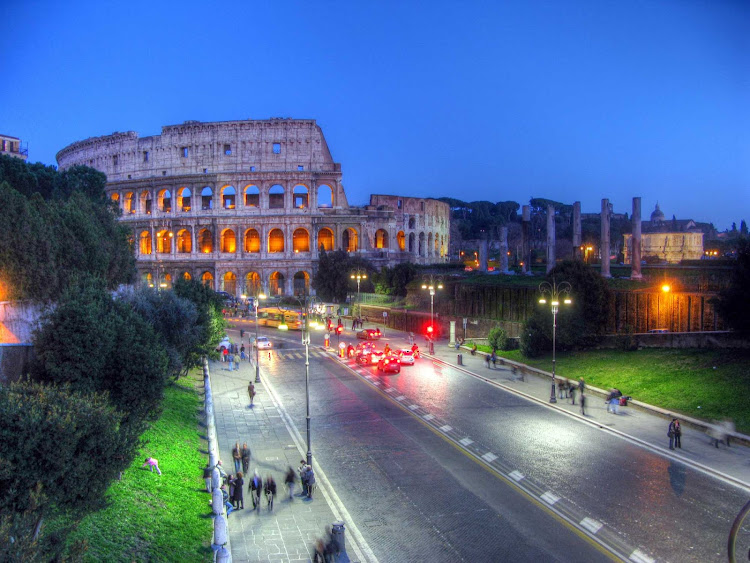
[[382, 311, 388, 318]]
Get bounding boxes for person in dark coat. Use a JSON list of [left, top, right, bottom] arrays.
[[668, 418, 679, 450], [232, 472, 244, 509], [580, 393, 586, 416], [249, 469, 263, 509], [241, 442, 251, 474], [285, 466, 296, 499]]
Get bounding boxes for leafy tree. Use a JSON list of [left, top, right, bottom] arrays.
[[372, 262, 418, 297], [0, 381, 125, 560], [487, 326, 510, 351], [313, 250, 374, 302], [714, 239, 750, 331], [741, 220, 748, 236], [172, 278, 226, 362]]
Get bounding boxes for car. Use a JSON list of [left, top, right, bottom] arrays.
[[252, 336, 273, 349], [396, 349, 416, 366], [356, 349, 384, 366], [216, 337, 231, 352], [377, 355, 401, 374], [357, 328, 382, 340], [355, 341, 376, 354]]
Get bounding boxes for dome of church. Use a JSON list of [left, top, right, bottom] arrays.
[[651, 203, 665, 223]]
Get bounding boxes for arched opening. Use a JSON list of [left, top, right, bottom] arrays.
[[343, 228, 358, 252], [293, 228, 310, 252], [244, 228, 260, 253], [269, 184, 284, 209], [244, 185, 260, 207], [201, 186, 213, 210], [223, 272, 237, 295], [124, 192, 135, 214], [176, 229, 192, 253], [317, 185, 333, 208], [181, 271, 192, 280], [318, 228, 334, 251], [293, 271, 310, 296], [111, 193, 120, 205], [178, 187, 192, 212], [408, 232, 415, 253], [408, 217, 416, 229], [201, 271, 214, 288], [268, 228, 285, 253], [270, 271, 285, 296], [435, 233, 440, 254], [397, 231, 406, 251], [141, 191, 153, 215], [140, 230, 152, 255], [198, 228, 213, 253], [427, 233, 433, 256], [222, 186, 236, 209], [375, 229, 389, 249], [245, 272, 261, 295], [156, 229, 172, 254], [221, 229, 237, 253], [144, 272, 154, 287], [161, 273, 173, 290], [419, 232, 425, 257], [293, 184, 308, 209], [158, 189, 172, 213]]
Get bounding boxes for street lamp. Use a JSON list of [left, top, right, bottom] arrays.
[[350, 269, 367, 320], [539, 280, 572, 403], [253, 286, 267, 384], [421, 275, 443, 353]]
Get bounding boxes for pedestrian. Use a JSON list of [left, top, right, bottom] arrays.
[[668, 418, 679, 449], [490, 350, 497, 368], [203, 462, 214, 492], [222, 347, 229, 362], [569, 381, 576, 405], [352, 319, 356, 330], [248, 382, 256, 407], [578, 377, 586, 395], [250, 469, 263, 510], [240, 344, 246, 361], [485, 353, 491, 368], [232, 472, 245, 509], [305, 465, 316, 499], [216, 460, 227, 485], [227, 353, 234, 371], [558, 379, 568, 399], [220, 484, 234, 515], [285, 466, 296, 499], [141, 457, 162, 475], [298, 459, 309, 496], [580, 393, 586, 416], [241, 442, 251, 474], [312, 539, 326, 563], [673, 419, 682, 449], [471, 343, 477, 356], [264, 474, 277, 510], [232, 442, 242, 473]]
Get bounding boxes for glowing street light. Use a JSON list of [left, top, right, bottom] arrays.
[[421, 275, 443, 353], [538, 280, 572, 403], [350, 269, 367, 320]]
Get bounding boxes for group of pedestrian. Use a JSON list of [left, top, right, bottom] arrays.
[[232, 441, 252, 473], [606, 388, 625, 414], [298, 460, 316, 499], [351, 317, 364, 330], [312, 525, 341, 563]]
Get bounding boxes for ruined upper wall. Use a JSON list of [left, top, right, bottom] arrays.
[[56, 118, 340, 182]]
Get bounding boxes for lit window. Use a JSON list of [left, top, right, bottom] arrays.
[[298, 165, 304, 171], [273, 143, 281, 154]]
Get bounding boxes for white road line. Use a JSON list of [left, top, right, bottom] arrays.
[[580, 517, 603, 534], [629, 549, 655, 563], [509, 470, 524, 481], [423, 414, 435, 421], [459, 438, 474, 446], [395, 395, 406, 401], [384, 388, 395, 393], [540, 491, 560, 505], [481, 452, 498, 463], [440, 425, 453, 432], [408, 404, 419, 410]]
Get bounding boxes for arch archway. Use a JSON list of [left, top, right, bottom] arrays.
[[427, 233, 433, 257], [270, 271, 285, 296], [293, 185, 308, 209], [418, 232, 425, 257], [293, 271, 310, 296], [158, 189, 172, 213], [244, 229, 260, 253], [293, 228, 310, 252], [178, 187, 192, 212], [408, 217, 416, 229], [397, 231, 406, 251], [156, 229, 172, 254], [201, 271, 214, 288], [408, 232, 415, 253], [221, 229, 237, 253], [181, 271, 192, 281], [124, 192, 135, 214], [375, 229, 389, 249], [111, 193, 120, 205], [269, 184, 284, 209], [140, 230, 152, 255], [198, 228, 213, 253], [140, 191, 153, 215], [268, 228, 285, 253], [245, 272, 261, 295], [244, 185, 259, 207], [223, 272, 237, 295], [221, 186, 236, 209], [343, 228, 358, 252], [317, 185, 333, 208], [176, 229, 192, 253], [144, 272, 154, 288], [201, 186, 213, 210], [318, 228, 334, 251]]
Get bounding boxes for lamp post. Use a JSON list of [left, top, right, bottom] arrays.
[[538, 280, 572, 403], [421, 275, 443, 352], [253, 286, 267, 384], [350, 269, 367, 320]]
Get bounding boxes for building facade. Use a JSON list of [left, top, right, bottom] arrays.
[[57, 118, 450, 296], [0, 134, 28, 161], [623, 204, 704, 264]]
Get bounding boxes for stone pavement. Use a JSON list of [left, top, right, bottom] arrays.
[[209, 357, 370, 563]]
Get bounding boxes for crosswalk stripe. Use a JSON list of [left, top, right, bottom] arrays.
[[580, 517, 603, 534]]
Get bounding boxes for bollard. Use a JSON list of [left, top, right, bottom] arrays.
[[212, 514, 227, 551], [216, 545, 230, 563], [211, 488, 223, 516], [211, 467, 221, 493], [331, 521, 350, 562]]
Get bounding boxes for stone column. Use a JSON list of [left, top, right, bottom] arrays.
[[631, 197, 643, 280], [522, 205, 531, 275], [601, 198, 611, 278], [572, 201, 582, 259], [499, 226, 510, 273], [478, 239, 488, 272], [546, 205, 556, 273]]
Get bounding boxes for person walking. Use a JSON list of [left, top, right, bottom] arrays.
[[305, 465, 316, 499], [490, 350, 497, 368], [284, 466, 296, 499], [580, 393, 586, 416], [673, 419, 682, 449], [241, 442, 251, 474], [578, 377, 586, 395], [668, 418, 679, 450], [250, 469, 263, 510], [232, 472, 245, 510], [232, 442, 242, 474], [240, 344, 246, 362], [298, 459, 309, 496], [569, 381, 577, 405], [264, 474, 277, 510], [141, 457, 162, 475], [248, 382, 256, 407], [227, 352, 234, 371]]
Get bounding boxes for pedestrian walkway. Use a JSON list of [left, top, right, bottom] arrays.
[[209, 357, 368, 562]]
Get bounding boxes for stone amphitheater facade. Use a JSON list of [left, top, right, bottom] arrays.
[[57, 118, 450, 297]]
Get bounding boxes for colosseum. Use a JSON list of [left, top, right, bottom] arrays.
[[56, 118, 450, 297]]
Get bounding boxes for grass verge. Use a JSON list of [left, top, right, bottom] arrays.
[[61, 372, 212, 562], [473, 345, 750, 433]]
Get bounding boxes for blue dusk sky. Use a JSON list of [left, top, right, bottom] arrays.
[[1, 0, 748, 230]]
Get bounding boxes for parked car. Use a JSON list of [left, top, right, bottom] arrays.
[[357, 328, 382, 340], [356, 349, 384, 366], [252, 336, 273, 349], [377, 355, 401, 374], [397, 349, 416, 366]]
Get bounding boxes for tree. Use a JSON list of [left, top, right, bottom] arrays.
[[741, 220, 748, 236], [313, 250, 374, 302], [487, 326, 510, 351], [714, 239, 750, 331], [372, 262, 418, 297], [172, 277, 226, 363]]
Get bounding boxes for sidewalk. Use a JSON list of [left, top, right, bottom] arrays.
[[209, 358, 365, 562]]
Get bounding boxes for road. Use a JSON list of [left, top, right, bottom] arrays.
[[235, 323, 746, 562]]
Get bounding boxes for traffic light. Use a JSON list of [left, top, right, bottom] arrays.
[[426, 325, 434, 335], [336, 325, 344, 334]]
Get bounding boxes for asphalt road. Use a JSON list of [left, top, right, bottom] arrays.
[[238, 325, 747, 562]]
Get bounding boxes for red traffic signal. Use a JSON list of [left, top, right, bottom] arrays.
[[336, 325, 344, 334], [426, 325, 434, 334]]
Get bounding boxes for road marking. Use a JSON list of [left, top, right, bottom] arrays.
[[395, 395, 406, 401], [423, 414, 435, 421], [509, 470, 524, 481], [481, 452, 498, 463], [541, 491, 560, 505], [629, 549, 655, 563], [459, 438, 473, 446], [408, 405, 419, 410], [580, 517, 603, 534], [384, 388, 395, 394], [440, 425, 453, 432]]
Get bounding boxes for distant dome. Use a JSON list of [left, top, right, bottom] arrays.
[[651, 203, 665, 223]]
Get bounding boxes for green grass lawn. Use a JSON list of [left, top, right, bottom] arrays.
[[62, 373, 212, 562], [474, 345, 750, 433]]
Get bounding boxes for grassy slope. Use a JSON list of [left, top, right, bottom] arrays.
[[65, 374, 211, 562], [478, 346, 750, 432]]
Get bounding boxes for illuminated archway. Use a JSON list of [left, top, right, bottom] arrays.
[[181, 271, 192, 280], [158, 189, 172, 213], [140, 191, 153, 215], [293, 228, 310, 252], [244, 229, 260, 253], [245, 272, 261, 295], [201, 271, 214, 288], [124, 192, 135, 214], [176, 229, 192, 253], [375, 229, 389, 249], [198, 228, 213, 253], [318, 228, 334, 251], [343, 228, 358, 252], [156, 229, 172, 253], [270, 271, 285, 296], [223, 272, 237, 295], [268, 229, 284, 253], [293, 185, 308, 209], [178, 187, 192, 212], [140, 230, 152, 255], [293, 271, 310, 296], [221, 229, 237, 253], [397, 231, 406, 251]]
